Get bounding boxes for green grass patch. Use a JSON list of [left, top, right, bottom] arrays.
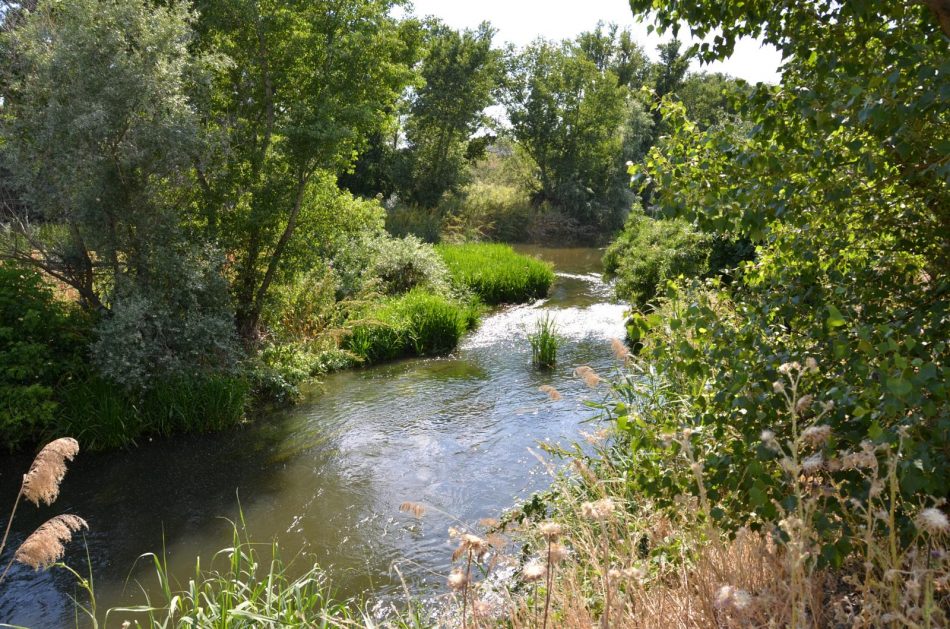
[[343, 289, 480, 364], [436, 243, 555, 305]]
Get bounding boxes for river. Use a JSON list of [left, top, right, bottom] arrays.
[[0, 246, 626, 627]]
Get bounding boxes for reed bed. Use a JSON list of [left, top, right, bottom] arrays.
[[529, 315, 560, 369]]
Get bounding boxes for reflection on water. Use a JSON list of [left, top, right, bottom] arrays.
[[0, 246, 626, 627]]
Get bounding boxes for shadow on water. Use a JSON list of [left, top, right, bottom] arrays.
[[0, 246, 627, 627]]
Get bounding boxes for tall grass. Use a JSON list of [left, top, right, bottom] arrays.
[[344, 288, 480, 364], [58, 375, 249, 451], [529, 315, 560, 369], [436, 243, 554, 305]]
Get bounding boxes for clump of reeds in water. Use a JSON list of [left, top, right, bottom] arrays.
[[529, 314, 561, 369], [0, 437, 87, 584]]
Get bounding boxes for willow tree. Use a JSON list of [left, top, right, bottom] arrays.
[[190, 0, 414, 339]]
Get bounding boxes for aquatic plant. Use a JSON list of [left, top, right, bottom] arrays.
[[529, 315, 561, 369], [0, 438, 85, 585], [436, 243, 555, 305]]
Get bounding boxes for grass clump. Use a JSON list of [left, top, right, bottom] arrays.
[[344, 288, 480, 364], [436, 243, 554, 305], [529, 315, 560, 369]]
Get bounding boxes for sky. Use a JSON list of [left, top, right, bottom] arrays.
[[400, 0, 783, 84]]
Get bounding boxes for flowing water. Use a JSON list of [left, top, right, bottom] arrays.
[[0, 246, 626, 627]]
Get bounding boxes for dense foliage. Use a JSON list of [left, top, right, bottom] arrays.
[[604, 0, 950, 566]]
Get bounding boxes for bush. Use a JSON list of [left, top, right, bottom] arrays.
[[602, 212, 713, 308], [441, 181, 535, 243], [343, 289, 479, 364], [367, 235, 451, 296], [436, 243, 554, 305], [0, 263, 90, 450], [384, 203, 442, 243]]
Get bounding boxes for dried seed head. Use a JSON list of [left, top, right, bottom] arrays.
[[447, 569, 468, 591], [795, 394, 815, 414], [802, 453, 824, 473], [574, 366, 601, 387], [522, 560, 546, 582], [539, 521, 563, 541], [805, 357, 819, 373], [21, 438, 80, 507], [538, 385, 562, 401], [14, 514, 88, 571], [714, 585, 753, 612], [772, 380, 785, 393], [778, 361, 801, 375], [623, 567, 646, 582], [581, 498, 616, 521], [917, 508, 950, 535], [399, 502, 426, 518], [548, 542, 568, 564], [453, 533, 491, 561], [801, 425, 832, 447], [779, 457, 799, 475]]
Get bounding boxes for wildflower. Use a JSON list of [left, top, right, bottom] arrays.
[[447, 569, 468, 591], [917, 508, 950, 534], [801, 425, 832, 447], [581, 498, 616, 521], [795, 394, 814, 414], [522, 560, 546, 582], [778, 361, 800, 375], [802, 453, 824, 473], [805, 357, 819, 373], [772, 380, 785, 393], [14, 515, 88, 570], [548, 543, 568, 564], [539, 522, 563, 541]]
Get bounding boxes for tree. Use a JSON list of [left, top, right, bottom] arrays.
[[504, 39, 630, 232], [190, 0, 414, 339], [398, 20, 502, 208]]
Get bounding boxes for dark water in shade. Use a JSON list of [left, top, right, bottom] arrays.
[[0, 246, 626, 627]]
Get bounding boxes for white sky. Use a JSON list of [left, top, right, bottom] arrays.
[[401, 0, 783, 84]]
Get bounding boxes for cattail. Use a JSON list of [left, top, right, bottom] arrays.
[[21, 438, 80, 507], [523, 560, 546, 582], [917, 508, 950, 534], [610, 338, 630, 361], [539, 385, 562, 401], [14, 514, 88, 570], [399, 501, 426, 518], [539, 521, 563, 542]]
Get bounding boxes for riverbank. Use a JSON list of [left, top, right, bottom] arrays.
[[0, 246, 622, 626]]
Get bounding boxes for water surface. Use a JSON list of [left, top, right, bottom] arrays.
[[0, 246, 625, 627]]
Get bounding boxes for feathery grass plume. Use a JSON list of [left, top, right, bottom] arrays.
[[610, 337, 630, 362], [14, 514, 88, 570], [22, 438, 80, 506], [573, 365, 601, 387], [538, 385, 562, 401], [399, 501, 426, 518]]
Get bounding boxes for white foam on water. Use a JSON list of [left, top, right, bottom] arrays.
[[462, 300, 627, 350]]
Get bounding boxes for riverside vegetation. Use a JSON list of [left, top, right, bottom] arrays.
[[2, 0, 948, 627]]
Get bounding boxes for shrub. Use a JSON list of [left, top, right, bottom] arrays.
[[0, 263, 90, 450], [436, 243, 554, 305], [367, 235, 451, 296], [91, 246, 240, 392], [343, 289, 479, 364], [384, 203, 442, 243], [441, 181, 535, 243], [602, 212, 713, 307]]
